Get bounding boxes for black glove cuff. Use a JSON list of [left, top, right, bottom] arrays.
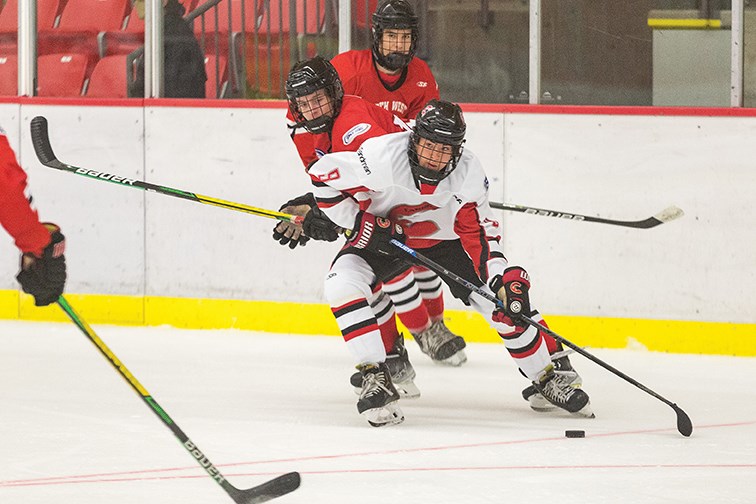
[[278, 192, 317, 211]]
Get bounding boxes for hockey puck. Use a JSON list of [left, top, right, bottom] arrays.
[[565, 430, 585, 438]]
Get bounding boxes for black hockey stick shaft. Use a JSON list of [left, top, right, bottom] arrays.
[[29, 116, 303, 226], [390, 239, 693, 437], [56, 296, 301, 503], [489, 201, 684, 229]]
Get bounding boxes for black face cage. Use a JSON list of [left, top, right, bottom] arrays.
[[286, 59, 344, 134], [408, 132, 465, 185], [371, 5, 419, 71]]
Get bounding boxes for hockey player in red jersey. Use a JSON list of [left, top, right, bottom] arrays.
[[0, 130, 66, 306], [331, 0, 439, 122], [304, 100, 591, 426], [273, 56, 425, 398], [330, 1, 467, 366]]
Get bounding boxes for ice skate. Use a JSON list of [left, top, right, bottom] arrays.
[[384, 334, 421, 398], [350, 334, 420, 398], [356, 362, 404, 427], [413, 320, 467, 366], [532, 364, 593, 417], [522, 349, 589, 415]]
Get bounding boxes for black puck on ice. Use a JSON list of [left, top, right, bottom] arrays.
[[565, 430, 585, 438]]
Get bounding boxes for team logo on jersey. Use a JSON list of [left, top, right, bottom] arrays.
[[316, 168, 341, 182], [342, 123, 371, 145], [416, 81, 428, 88]]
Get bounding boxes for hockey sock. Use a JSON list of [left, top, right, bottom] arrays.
[[383, 269, 431, 335], [412, 266, 445, 321]]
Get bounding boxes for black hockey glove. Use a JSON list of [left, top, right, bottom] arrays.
[[272, 193, 314, 249], [302, 204, 340, 242], [16, 223, 67, 307], [489, 266, 531, 324], [348, 211, 405, 257]]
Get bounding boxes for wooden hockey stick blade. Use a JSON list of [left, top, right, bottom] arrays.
[[489, 201, 684, 229], [29, 116, 303, 225]]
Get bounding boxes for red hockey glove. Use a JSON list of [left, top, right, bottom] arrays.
[[16, 223, 67, 306], [489, 266, 531, 324], [348, 212, 405, 256]]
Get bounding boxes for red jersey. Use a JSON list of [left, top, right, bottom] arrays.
[[331, 49, 440, 122], [287, 94, 409, 169], [0, 132, 50, 255]]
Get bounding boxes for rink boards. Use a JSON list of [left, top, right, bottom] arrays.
[[0, 99, 754, 356]]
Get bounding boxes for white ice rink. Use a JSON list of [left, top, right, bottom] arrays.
[[1, 320, 754, 504]]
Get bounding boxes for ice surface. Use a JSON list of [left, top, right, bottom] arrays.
[[1, 320, 754, 503]]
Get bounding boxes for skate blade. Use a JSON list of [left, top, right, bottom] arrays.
[[364, 403, 405, 427], [433, 349, 468, 367], [393, 379, 421, 399], [571, 402, 596, 419]]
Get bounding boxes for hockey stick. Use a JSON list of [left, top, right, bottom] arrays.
[[489, 201, 684, 229], [29, 116, 303, 226], [55, 296, 301, 503], [389, 239, 693, 437]]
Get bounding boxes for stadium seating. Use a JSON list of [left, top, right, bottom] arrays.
[[36, 53, 89, 96], [40, 0, 130, 59], [98, 6, 145, 57], [0, 54, 17, 95], [57, 0, 130, 32], [204, 54, 228, 98], [0, 0, 63, 55], [86, 53, 136, 98]]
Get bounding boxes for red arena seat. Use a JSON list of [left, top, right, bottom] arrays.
[[37, 53, 90, 96]]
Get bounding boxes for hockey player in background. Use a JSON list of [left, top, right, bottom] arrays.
[[303, 100, 591, 426], [0, 129, 66, 306], [329, 0, 468, 367], [331, 0, 439, 123], [273, 55, 425, 398]]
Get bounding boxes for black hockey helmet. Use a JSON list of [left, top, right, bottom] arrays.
[[371, 0, 418, 72], [285, 56, 344, 134], [408, 99, 466, 185]]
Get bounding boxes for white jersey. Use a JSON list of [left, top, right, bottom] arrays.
[[309, 131, 508, 282]]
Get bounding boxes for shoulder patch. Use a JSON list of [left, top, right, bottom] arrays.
[[342, 123, 372, 145]]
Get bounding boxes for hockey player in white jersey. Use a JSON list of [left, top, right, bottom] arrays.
[[303, 99, 592, 426]]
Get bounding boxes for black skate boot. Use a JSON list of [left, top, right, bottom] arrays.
[[522, 348, 585, 413], [350, 334, 420, 398], [384, 333, 420, 398], [356, 362, 404, 427], [413, 320, 467, 366], [532, 365, 593, 416]]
